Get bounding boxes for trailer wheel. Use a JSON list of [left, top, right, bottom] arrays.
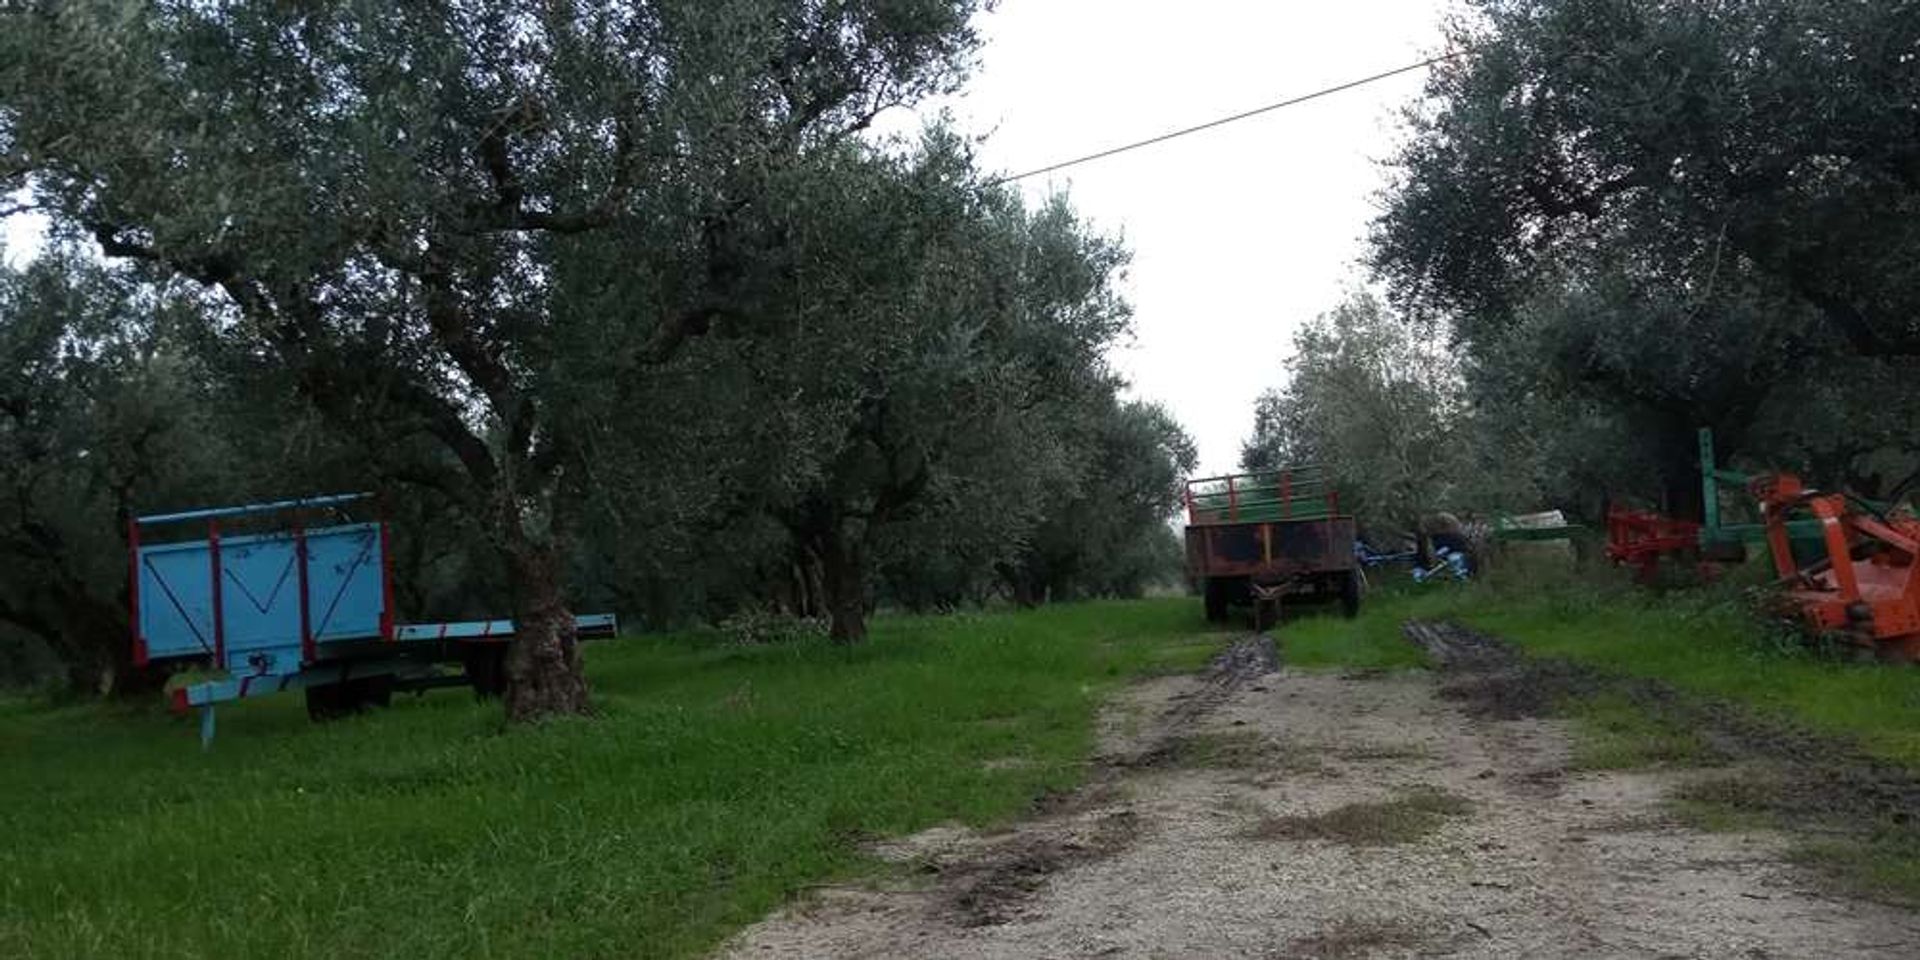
[[352, 674, 393, 711], [305, 681, 353, 722], [1339, 570, 1362, 619], [463, 644, 509, 699], [1203, 578, 1229, 623], [305, 675, 393, 721]]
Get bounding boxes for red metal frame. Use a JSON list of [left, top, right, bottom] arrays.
[[208, 519, 225, 666], [1184, 467, 1338, 526], [1603, 504, 1703, 583], [378, 518, 395, 642]]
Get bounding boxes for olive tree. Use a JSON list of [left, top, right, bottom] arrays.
[[1, 0, 983, 717], [1241, 292, 1464, 535]]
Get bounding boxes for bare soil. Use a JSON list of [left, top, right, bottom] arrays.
[[718, 632, 1920, 959]]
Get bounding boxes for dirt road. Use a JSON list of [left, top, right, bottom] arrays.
[[720, 632, 1919, 959]]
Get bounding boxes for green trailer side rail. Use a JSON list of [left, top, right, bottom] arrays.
[[1184, 465, 1342, 525], [1699, 427, 1828, 548]]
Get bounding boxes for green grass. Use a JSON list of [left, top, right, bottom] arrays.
[[1672, 773, 1920, 903], [1792, 830, 1920, 904], [1562, 692, 1714, 770], [1318, 564, 1920, 771], [0, 599, 1219, 960], [1468, 589, 1920, 769], [1276, 588, 1438, 672]]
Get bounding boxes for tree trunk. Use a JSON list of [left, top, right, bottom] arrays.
[[788, 545, 826, 619], [1658, 430, 1707, 522], [502, 541, 591, 721], [817, 529, 868, 644], [29, 590, 163, 700], [996, 561, 1040, 608]]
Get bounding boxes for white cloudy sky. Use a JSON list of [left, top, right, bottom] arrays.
[[886, 0, 1452, 474], [4, 0, 1452, 476]]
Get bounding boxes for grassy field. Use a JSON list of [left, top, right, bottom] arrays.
[[1289, 564, 1920, 770], [0, 601, 1221, 960], [10, 566, 1920, 958]]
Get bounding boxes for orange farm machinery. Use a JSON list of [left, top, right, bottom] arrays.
[[1750, 472, 1920, 661]]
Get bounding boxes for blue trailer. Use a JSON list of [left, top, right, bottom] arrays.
[[129, 493, 616, 745]]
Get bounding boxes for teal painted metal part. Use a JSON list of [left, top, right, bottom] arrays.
[[137, 492, 372, 525], [172, 613, 620, 710]]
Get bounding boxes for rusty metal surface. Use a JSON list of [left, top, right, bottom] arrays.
[[1185, 516, 1357, 583]]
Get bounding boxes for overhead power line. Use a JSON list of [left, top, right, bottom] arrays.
[[988, 51, 1467, 185]]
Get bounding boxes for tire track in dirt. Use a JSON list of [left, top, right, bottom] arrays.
[[1405, 620, 1920, 830], [718, 627, 1920, 959]]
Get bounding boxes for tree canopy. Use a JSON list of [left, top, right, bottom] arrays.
[[0, 2, 1196, 701], [1342, 0, 1920, 521]]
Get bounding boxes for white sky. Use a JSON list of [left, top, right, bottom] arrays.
[[3, 0, 1450, 476], [890, 0, 1451, 474]]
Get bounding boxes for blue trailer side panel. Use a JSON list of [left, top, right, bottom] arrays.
[[138, 522, 385, 669], [302, 525, 384, 642], [138, 542, 216, 660]]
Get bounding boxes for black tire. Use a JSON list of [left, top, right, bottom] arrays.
[[305, 674, 393, 722], [1203, 578, 1229, 623], [352, 673, 393, 710], [1339, 569, 1362, 619], [305, 681, 352, 722], [463, 644, 509, 699]]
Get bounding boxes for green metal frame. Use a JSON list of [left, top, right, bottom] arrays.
[[1698, 427, 1825, 546], [1488, 523, 1585, 543], [1185, 465, 1342, 525]]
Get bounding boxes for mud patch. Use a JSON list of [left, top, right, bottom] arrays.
[[1128, 730, 1319, 774], [1247, 785, 1471, 847], [948, 808, 1141, 926], [1283, 915, 1439, 958], [1332, 740, 1436, 763], [1154, 635, 1279, 726]]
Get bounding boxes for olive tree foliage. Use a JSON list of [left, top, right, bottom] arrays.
[[997, 397, 1196, 606], [0, 249, 521, 693], [716, 138, 1143, 641], [1370, 0, 1920, 514], [0, 250, 222, 693], [1, 0, 986, 716], [1240, 292, 1465, 535]]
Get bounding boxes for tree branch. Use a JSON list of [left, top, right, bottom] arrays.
[[459, 101, 640, 235]]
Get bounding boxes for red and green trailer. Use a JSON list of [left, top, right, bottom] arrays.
[[1183, 465, 1363, 630]]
